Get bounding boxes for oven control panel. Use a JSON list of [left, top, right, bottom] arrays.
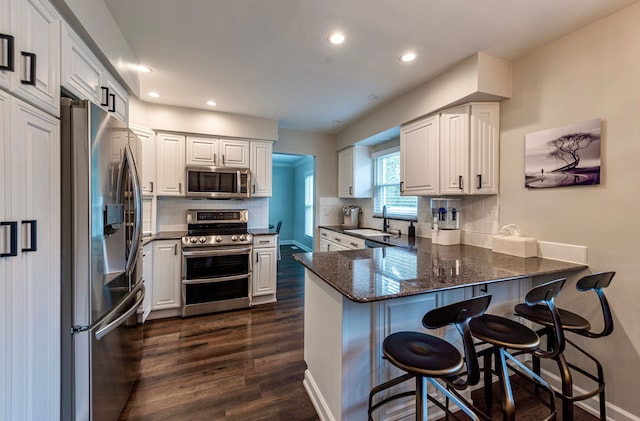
[[181, 234, 253, 248]]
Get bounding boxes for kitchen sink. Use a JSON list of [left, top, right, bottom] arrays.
[[344, 229, 385, 236]]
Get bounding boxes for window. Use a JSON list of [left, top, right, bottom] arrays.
[[304, 173, 314, 237], [373, 150, 417, 218]]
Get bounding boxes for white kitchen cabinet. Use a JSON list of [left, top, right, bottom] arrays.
[[318, 228, 365, 251], [140, 242, 153, 322], [186, 135, 219, 166], [151, 239, 181, 310], [0, 0, 60, 117], [252, 234, 277, 304], [220, 138, 249, 167], [61, 22, 128, 123], [400, 102, 499, 196], [338, 145, 372, 198], [131, 125, 156, 196], [186, 136, 250, 168], [1, 91, 60, 421], [400, 114, 440, 196], [156, 132, 186, 196], [250, 140, 272, 197], [142, 197, 155, 236]]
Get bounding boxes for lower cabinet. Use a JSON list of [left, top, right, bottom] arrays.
[[151, 239, 181, 314], [252, 234, 277, 305], [318, 228, 366, 251], [139, 242, 153, 322]]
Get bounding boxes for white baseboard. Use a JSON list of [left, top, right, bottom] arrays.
[[303, 369, 336, 421], [541, 368, 639, 421]]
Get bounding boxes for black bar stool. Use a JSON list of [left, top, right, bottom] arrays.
[[470, 279, 566, 421], [514, 271, 615, 421], [368, 295, 492, 421]]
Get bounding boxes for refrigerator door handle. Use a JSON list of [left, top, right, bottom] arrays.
[[95, 282, 145, 341], [116, 142, 143, 277]]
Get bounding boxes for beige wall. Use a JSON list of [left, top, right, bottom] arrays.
[[500, 3, 640, 416]]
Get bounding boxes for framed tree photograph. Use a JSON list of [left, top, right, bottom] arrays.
[[525, 118, 601, 188]]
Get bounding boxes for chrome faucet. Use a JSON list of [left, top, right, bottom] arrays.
[[382, 205, 390, 232]]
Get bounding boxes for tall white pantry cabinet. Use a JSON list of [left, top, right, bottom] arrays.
[[1, 0, 61, 419]]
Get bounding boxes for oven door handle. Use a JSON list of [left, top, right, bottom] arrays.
[[182, 247, 252, 257], [182, 274, 250, 285]]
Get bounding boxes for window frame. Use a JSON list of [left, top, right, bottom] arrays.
[[372, 147, 417, 220]]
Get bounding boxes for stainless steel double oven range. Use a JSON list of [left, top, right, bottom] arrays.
[[181, 209, 253, 317]]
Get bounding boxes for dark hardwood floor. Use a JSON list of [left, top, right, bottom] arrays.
[[120, 245, 598, 421]]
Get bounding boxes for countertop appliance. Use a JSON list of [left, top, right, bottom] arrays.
[[342, 205, 360, 228], [430, 198, 462, 245], [60, 99, 145, 421], [181, 209, 253, 316], [185, 165, 251, 199]]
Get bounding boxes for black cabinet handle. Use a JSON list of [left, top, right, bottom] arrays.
[[100, 86, 109, 106], [109, 93, 116, 112], [477, 174, 482, 190], [349, 186, 353, 196], [0, 34, 15, 72], [400, 181, 404, 192], [1, 222, 18, 257], [20, 52, 36, 85], [458, 175, 463, 190], [21, 220, 37, 252], [149, 181, 154, 193]]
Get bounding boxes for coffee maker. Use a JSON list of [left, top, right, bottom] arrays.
[[342, 205, 360, 228]]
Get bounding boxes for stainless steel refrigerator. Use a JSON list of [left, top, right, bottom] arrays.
[[60, 98, 145, 421]]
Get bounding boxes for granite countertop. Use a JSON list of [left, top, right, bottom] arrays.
[[142, 230, 186, 245], [294, 234, 587, 303], [320, 224, 430, 248], [249, 228, 278, 236]]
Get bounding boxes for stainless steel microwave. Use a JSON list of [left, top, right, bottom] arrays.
[[185, 166, 251, 199]]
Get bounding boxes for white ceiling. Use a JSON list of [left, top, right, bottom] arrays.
[[104, 0, 638, 134]]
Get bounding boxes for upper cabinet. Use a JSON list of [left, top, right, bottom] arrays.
[[131, 125, 156, 196], [0, 0, 60, 117], [250, 140, 272, 197], [186, 136, 250, 168], [338, 145, 372, 198], [156, 133, 185, 196], [400, 102, 499, 196], [61, 22, 128, 123]]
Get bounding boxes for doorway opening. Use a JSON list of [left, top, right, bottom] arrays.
[[270, 153, 315, 252]]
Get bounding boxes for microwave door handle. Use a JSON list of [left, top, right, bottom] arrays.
[[237, 170, 242, 197]]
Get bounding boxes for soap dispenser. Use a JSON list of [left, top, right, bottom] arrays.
[[408, 221, 416, 239]]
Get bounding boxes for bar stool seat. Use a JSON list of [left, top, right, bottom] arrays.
[[383, 332, 464, 378], [470, 314, 540, 350], [514, 305, 591, 332]]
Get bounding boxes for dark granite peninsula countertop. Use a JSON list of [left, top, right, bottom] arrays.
[[293, 243, 587, 303], [319, 224, 431, 249]]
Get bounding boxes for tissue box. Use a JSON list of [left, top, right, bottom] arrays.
[[492, 235, 538, 258]]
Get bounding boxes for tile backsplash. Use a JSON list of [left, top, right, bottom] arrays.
[[326, 195, 500, 249], [156, 197, 269, 231]]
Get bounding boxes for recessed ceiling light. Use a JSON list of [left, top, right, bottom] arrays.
[[206, 100, 217, 106], [332, 120, 343, 124], [368, 94, 380, 101], [148, 92, 160, 98], [131, 64, 153, 73], [400, 52, 416, 63], [328, 32, 345, 45]]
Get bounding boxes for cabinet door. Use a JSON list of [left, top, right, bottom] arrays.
[[0, 0, 11, 90], [10, 0, 60, 117], [338, 148, 354, 197], [470, 103, 500, 194], [220, 139, 249, 167], [152, 240, 181, 309], [142, 197, 154, 236], [141, 243, 153, 322], [103, 72, 128, 123], [250, 140, 272, 197], [400, 114, 440, 196], [186, 135, 219, 166], [0, 90, 10, 421], [253, 247, 276, 297], [60, 22, 102, 105], [156, 133, 185, 196], [131, 126, 156, 195], [440, 105, 470, 195], [6, 95, 60, 421], [319, 238, 331, 252]]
